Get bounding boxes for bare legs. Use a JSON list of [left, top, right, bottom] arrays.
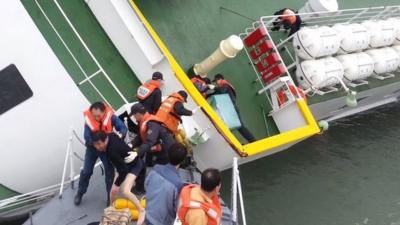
[[117, 173, 146, 225]]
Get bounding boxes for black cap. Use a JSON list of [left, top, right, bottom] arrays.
[[152, 72, 163, 80], [128, 103, 147, 116], [212, 73, 224, 82], [178, 90, 188, 102]]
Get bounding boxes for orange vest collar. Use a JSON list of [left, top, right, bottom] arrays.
[[84, 104, 114, 133]]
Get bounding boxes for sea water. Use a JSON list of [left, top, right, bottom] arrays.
[[221, 103, 400, 225]]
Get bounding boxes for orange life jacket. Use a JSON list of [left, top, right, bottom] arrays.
[[216, 79, 236, 97], [155, 93, 185, 134], [84, 103, 114, 133], [191, 77, 208, 98], [178, 184, 222, 225], [139, 112, 165, 152], [281, 9, 297, 25], [137, 80, 161, 100], [277, 84, 306, 106]]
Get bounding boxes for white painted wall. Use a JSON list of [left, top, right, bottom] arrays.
[[0, 1, 88, 193]]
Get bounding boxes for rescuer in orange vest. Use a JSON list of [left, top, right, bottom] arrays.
[[137, 72, 163, 114], [211, 74, 256, 143], [178, 168, 222, 225], [271, 8, 303, 36], [75, 102, 128, 206], [129, 103, 175, 166], [156, 90, 193, 134], [191, 74, 214, 98]]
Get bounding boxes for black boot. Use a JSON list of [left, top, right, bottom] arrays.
[[74, 192, 83, 206]]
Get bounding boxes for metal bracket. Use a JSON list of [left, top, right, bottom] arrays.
[[347, 79, 369, 88], [314, 86, 339, 96], [371, 73, 395, 80]]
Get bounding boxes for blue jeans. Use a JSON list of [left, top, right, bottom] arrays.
[[77, 146, 114, 199]]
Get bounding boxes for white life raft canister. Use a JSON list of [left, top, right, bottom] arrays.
[[332, 23, 370, 54], [386, 18, 400, 45], [365, 47, 400, 74], [336, 52, 374, 81], [293, 26, 341, 60], [361, 20, 395, 48], [391, 45, 400, 69], [296, 56, 344, 89]]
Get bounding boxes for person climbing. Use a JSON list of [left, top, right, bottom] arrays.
[[156, 90, 193, 134], [129, 103, 176, 166], [178, 168, 222, 225], [91, 131, 146, 225], [145, 143, 188, 225], [271, 8, 302, 37], [137, 72, 163, 114], [74, 102, 128, 206], [211, 74, 256, 143]]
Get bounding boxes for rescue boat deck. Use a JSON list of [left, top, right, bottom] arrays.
[[22, 166, 234, 225]]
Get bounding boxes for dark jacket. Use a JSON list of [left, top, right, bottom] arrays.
[[139, 88, 162, 114], [214, 82, 237, 104], [132, 121, 175, 159], [106, 133, 140, 186], [174, 102, 193, 116]]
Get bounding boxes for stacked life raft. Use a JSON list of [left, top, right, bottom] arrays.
[[294, 18, 400, 90]]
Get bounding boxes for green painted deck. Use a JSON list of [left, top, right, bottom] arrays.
[[21, 0, 142, 109], [135, 0, 400, 139]]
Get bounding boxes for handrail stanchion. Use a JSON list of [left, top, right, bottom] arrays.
[[231, 157, 238, 224], [232, 157, 247, 225], [59, 128, 73, 198], [69, 127, 75, 189], [237, 169, 247, 225]]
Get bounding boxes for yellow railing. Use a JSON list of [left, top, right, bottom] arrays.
[[129, 0, 321, 156]]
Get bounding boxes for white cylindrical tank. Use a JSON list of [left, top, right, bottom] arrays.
[[365, 47, 400, 74], [392, 45, 400, 68], [361, 20, 395, 48], [332, 23, 370, 54], [336, 52, 374, 81], [296, 57, 344, 89], [293, 26, 341, 60], [298, 0, 339, 21], [387, 18, 400, 45], [193, 35, 243, 77]]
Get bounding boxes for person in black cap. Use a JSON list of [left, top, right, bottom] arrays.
[[136, 72, 163, 114], [155, 90, 193, 135], [211, 74, 256, 143], [129, 103, 176, 166]]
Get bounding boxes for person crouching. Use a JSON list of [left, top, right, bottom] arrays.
[[91, 131, 146, 225]]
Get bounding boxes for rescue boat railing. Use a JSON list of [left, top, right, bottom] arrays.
[[231, 157, 247, 225], [0, 127, 90, 215], [58, 127, 102, 199], [239, 5, 400, 101], [257, 5, 400, 66], [259, 5, 400, 29]]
